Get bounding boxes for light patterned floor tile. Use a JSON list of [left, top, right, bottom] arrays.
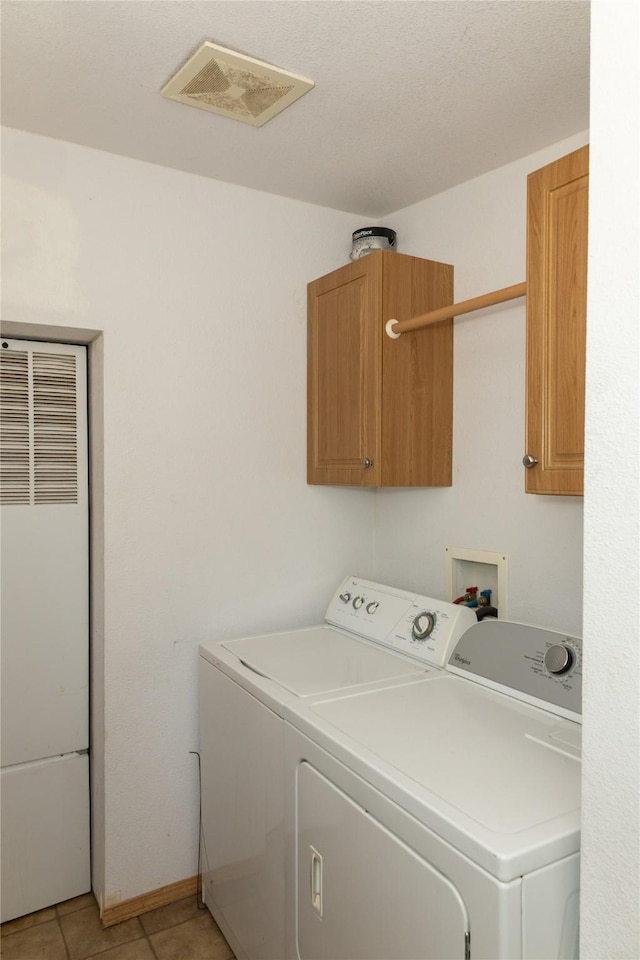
[[1, 907, 57, 937], [56, 893, 97, 917], [60, 904, 144, 960], [140, 895, 204, 935], [0, 919, 67, 960], [149, 913, 234, 960], [1, 892, 235, 960], [83, 938, 156, 960]]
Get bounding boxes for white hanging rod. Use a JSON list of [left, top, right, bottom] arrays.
[[385, 281, 527, 338]]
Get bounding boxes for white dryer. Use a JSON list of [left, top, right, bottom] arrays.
[[198, 577, 476, 960], [285, 619, 582, 960]]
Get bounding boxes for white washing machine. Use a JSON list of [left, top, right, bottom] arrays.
[[285, 619, 582, 960], [198, 577, 476, 960]]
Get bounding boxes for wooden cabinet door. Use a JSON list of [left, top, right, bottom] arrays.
[[525, 145, 589, 495], [307, 256, 382, 486]]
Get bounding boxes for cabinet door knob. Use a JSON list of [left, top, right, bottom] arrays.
[[522, 454, 539, 469], [362, 458, 374, 469]]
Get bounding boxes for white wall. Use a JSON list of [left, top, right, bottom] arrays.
[[376, 132, 588, 635], [581, 3, 640, 957], [1, 129, 375, 907]]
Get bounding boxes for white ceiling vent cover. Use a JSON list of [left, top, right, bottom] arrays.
[[161, 42, 314, 127]]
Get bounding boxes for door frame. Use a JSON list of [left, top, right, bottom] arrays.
[[1, 319, 105, 910]]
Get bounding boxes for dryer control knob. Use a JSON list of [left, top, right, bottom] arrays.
[[544, 644, 574, 675], [352, 596, 365, 610], [366, 601, 379, 614], [339, 592, 352, 604]]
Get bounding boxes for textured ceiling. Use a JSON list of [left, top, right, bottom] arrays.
[[0, 0, 590, 216]]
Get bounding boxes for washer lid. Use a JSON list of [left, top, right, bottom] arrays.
[[222, 625, 426, 697], [310, 674, 581, 836]]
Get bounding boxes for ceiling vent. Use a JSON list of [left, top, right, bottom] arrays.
[[161, 41, 314, 127]]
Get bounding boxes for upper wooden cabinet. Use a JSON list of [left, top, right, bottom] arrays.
[[525, 145, 589, 496], [307, 251, 453, 487]]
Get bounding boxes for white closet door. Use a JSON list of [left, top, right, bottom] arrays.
[[1, 753, 91, 921], [0, 339, 88, 765]]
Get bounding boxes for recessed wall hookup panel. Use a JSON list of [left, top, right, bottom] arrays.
[[445, 546, 508, 619]]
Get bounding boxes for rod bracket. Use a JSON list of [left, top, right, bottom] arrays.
[[385, 318, 401, 339]]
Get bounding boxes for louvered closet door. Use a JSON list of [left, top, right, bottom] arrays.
[[0, 339, 89, 766]]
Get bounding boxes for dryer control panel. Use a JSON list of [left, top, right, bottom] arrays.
[[326, 577, 477, 669], [447, 619, 582, 721]]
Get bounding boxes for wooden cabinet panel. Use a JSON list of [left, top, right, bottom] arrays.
[[525, 145, 589, 495], [381, 254, 454, 487], [308, 251, 453, 487], [308, 258, 381, 486]]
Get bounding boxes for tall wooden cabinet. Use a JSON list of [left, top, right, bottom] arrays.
[[307, 251, 453, 487], [525, 145, 589, 495]]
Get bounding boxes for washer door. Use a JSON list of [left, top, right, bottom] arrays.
[[296, 762, 469, 960]]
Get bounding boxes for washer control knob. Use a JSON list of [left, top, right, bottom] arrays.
[[339, 592, 351, 604], [544, 644, 574, 675], [366, 601, 379, 615], [352, 596, 365, 610], [412, 611, 436, 641]]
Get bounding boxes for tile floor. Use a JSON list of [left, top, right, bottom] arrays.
[[0, 891, 236, 960]]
